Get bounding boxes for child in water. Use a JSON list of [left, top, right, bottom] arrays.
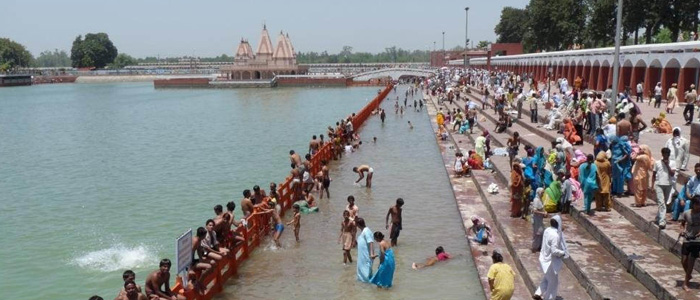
[[286, 204, 301, 242], [261, 202, 284, 248], [412, 246, 451, 269]]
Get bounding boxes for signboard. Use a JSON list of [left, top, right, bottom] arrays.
[[176, 229, 193, 274], [691, 123, 700, 156]]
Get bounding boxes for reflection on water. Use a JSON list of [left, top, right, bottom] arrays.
[[220, 86, 483, 300]]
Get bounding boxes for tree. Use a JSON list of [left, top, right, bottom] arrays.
[[70, 33, 118, 68], [36, 49, 71, 67], [494, 7, 529, 43], [526, 0, 588, 51], [622, 0, 647, 44], [0, 38, 34, 71], [477, 41, 491, 49], [110, 53, 137, 68], [586, 0, 616, 47]]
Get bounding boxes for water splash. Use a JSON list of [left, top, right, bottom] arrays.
[[73, 244, 159, 272]]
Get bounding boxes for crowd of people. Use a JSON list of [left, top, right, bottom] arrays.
[[430, 66, 700, 298]]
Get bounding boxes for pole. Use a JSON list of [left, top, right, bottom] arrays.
[[610, 0, 623, 115], [465, 7, 469, 70], [442, 31, 445, 67]]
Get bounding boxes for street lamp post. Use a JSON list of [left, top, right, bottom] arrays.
[[548, 66, 553, 102], [442, 31, 446, 67], [610, 0, 623, 114], [465, 7, 469, 70]]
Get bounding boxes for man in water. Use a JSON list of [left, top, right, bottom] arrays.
[[116, 270, 143, 299], [116, 280, 147, 300], [385, 198, 404, 246], [380, 109, 386, 123], [319, 160, 331, 199], [353, 165, 374, 188], [145, 259, 184, 300]]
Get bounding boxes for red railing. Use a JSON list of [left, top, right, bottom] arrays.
[[169, 83, 394, 300]]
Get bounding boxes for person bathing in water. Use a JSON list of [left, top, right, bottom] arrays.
[[339, 210, 356, 265], [259, 201, 284, 248], [353, 165, 374, 187], [412, 246, 451, 270]]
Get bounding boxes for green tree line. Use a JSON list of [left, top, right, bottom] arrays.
[[296, 46, 429, 63], [495, 0, 700, 52]]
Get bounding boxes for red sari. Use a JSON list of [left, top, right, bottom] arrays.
[[510, 164, 524, 217]]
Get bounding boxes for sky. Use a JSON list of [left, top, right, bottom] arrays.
[[2, 0, 529, 58]]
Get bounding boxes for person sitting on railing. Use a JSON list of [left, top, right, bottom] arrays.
[[190, 227, 214, 294], [213, 205, 228, 244], [203, 219, 230, 261], [240, 189, 254, 218], [224, 201, 245, 247]]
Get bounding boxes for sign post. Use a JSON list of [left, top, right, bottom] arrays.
[[176, 229, 193, 277]]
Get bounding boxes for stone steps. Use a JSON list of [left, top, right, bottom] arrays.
[[428, 95, 593, 300], [453, 94, 700, 299], [424, 96, 531, 300], [463, 90, 700, 274]]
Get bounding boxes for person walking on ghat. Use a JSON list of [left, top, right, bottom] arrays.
[[666, 83, 679, 114], [680, 196, 700, 291], [652, 147, 676, 229], [533, 215, 569, 300]]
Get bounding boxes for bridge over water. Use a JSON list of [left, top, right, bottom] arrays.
[[349, 67, 436, 81]]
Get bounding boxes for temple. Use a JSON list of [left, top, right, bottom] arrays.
[[220, 25, 308, 80]]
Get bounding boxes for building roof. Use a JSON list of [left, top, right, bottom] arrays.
[[273, 31, 294, 59], [256, 25, 274, 56], [235, 39, 254, 59]]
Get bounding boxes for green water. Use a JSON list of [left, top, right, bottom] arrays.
[[0, 83, 482, 300]]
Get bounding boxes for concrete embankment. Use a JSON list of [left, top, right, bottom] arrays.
[[75, 74, 216, 83]]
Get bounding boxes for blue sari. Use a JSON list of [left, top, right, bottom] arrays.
[[533, 147, 547, 188], [578, 162, 599, 212], [356, 227, 374, 283], [370, 248, 395, 288], [611, 136, 632, 195], [672, 185, 690, 221]]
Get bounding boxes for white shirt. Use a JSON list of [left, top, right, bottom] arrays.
[[653, 160, 677, 185], [344, 145, 353, 153], [636, 83, 643, 94], [654, 86, 662, 96]]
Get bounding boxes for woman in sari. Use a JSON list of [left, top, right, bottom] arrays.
[[578, 154, 599, 215], [436, 110, 445, 127], [533, 147, 547, 189], [475, 133, 487, 160], [355, 218, 374, 283], [510, 163, 524, 218], [531, 188, 547, 252], [562, 117, 581, 145], [369, 231, 395, 288], [630, 145, 653, 207], [653, 112, 673, 134], [468, 150, 484, 170], [594, 152, 612, 211], [543, 179, 562, 213], [610, 135, 632, 196]]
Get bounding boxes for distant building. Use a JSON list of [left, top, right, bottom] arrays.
[[220, 25, 308, 80], [430, 43, 524, 67]]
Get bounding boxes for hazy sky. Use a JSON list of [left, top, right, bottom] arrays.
[[3, 0, 528, 58]]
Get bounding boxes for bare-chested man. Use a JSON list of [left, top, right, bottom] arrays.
[[346, 195, 359, 219], [352, 165, 374, 188], [260, 202, 284, 247], [116, 270, 143, 299], [251, 185, 266, 205], [144, 259, 184, 300], [116, 280, 148, 300], [319, 160, 331, 199], [386, 198, 404, 247], [240, 189, 254, 218], [309, 135, 320, 155], [289, 150, 302, 168], [339, 210, 355, 264]]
